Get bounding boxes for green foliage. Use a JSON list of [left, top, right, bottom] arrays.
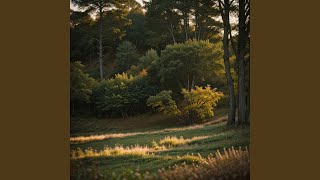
[[138, 49, 160, 70], [147, 90, 181, 116], [95, 72, 158, 118], [114, 41, 140, 73], [125, 9, 147, 50], [70, 61, 98, 103], [159, 40, 224, 93], [147, 85, 223, 123], [182, 85, 224, 122], [70, 10, 96, 62]]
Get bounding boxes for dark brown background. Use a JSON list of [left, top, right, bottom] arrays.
[[0, 0, 319, 179]]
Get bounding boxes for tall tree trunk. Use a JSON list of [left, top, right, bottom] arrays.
[[98, 8, 104, 81], [237, 0, 248, 125], [183, 13, 189, 41], [245, 60, 250, 122], [219, 0, 236, 126], [168, 23, 176, 44]]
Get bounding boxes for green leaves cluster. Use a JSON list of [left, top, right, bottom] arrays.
[[95, 72, 158, 118], [114, 41, 140, 74], [147, 85, 224, 124], [70, 61, 98, 103], [182, 85, 224, 122], [159, 40, 224, 92], [147, 90, 181, 116]]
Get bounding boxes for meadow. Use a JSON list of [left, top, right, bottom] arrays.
[[70, 108, 250, 179]]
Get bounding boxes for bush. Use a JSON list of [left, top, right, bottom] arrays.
[[95, 72, 158, 118], [147, 86, 223, 124], [146, 90, 181, 116], [182, 85, 224, 123]]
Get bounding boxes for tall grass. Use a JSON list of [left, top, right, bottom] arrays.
[[71, 146, 249, 180], [155, 146, 250, 180], [71, 145, 152, 159], [158, 136, 210, 147]]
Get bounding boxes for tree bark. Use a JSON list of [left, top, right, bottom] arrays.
[[98, 7, 104, 81], [237, 0, 248, 125], [183, 13, 189, 41], [245, 60, 250, 123], [219, 0, 236, 126]]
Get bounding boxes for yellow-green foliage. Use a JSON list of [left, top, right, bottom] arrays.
[[147, 90, 181, 116], [182, 85, 224, 122]]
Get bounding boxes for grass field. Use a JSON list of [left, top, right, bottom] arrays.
[[70, 107, 250, 178]]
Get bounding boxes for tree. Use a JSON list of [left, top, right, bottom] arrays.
[[217, 0, 236, 126], [145, 0, 181, 44], [138, 49, 160, 69], [70, 61, 98, 114], [158, 40, 224, 93], [235, 0, 250, 124], [114, 41, 140, 74], [71, 0, 131, 80], [70, 10, 96, 63], [125, 4, 147, 50]]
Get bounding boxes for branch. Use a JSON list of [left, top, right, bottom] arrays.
[[218, 0, 225, 18]]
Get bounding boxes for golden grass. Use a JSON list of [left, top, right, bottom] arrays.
[[71, 146, 249, 180], [70, 132, 143, 144], [154, 146, 250, 180], [71, 145, 152, 159], [158, 136, 210, 147], [70, 116, 227, 144]]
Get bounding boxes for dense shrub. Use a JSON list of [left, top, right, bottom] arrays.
[[147, 85, 223, 124], [94, 72, 158, 118], [182, 85, 224, 123], [146, 90, 181, 116]]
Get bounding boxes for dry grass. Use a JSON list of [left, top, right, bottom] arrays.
[[158, 136, 210, 147], [154, 146, 250, 180], [70, 132, 144, 144], [71, 145, 152, 159], [71, 146, 249, 180], [70, 116, 227, 144]]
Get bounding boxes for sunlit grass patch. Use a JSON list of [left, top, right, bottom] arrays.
[[155, 146, 250, 180], [71, 146, 250, 180], [71, 145, 153, 159], [158, 135, 210, 147], [70, 132, 144, 144], [70, 116, 227, 144], [176, 153, 206, 164]]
